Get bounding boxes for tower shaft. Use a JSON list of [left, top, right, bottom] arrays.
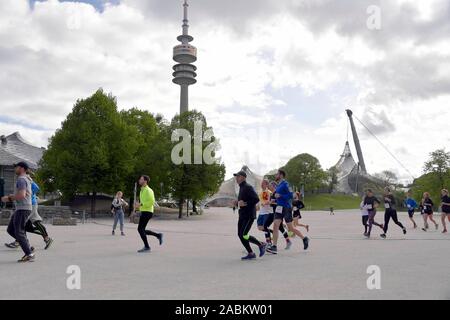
[[346, 109, 367, 175]]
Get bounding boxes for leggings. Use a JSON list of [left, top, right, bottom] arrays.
[[362, 216, 369, 233], [383, 209, 404, 233], [263, 214, 289, 241], [367, 211, 382, 235], [25, 220, 48, 239], [238, 215, 262, 253], [138, 212, 160, 249]]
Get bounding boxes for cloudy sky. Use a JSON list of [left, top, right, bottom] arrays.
[[1, 0, 449, 182]]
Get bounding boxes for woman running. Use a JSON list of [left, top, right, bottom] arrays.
[[440, 189, 450, 234], [112, 191, 128, 236], [360, 196, 369, 236], [292, 192, 309, 232], [380, 187, 406, 239], [257, 180, 273, 243], [421, 192, 438, 232], [363, 189, 384, 238], [405, 190, 418, 229]]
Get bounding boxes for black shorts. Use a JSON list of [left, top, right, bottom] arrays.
[[293, 210, 302, 219], [408, 210, 414, 218], [274, 207, 293, 223]]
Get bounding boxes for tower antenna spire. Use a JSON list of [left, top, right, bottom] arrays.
[[173, 0, 197, 114]]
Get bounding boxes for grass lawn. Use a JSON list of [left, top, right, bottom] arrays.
[[303, 194, 362, 211]]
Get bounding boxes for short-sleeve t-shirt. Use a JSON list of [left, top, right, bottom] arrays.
[[441, 195, 450, 214], [292, 199, 305, 213], [364, 196, 380, 214], [15, 174, 32, 211], [259, 190, 272, 215], [422, 198, 434, 214]]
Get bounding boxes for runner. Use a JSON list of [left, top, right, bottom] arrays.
[[421, 192, 438, 232], [360, 196, 369, 236], [111, 191, 128, 236], [5, 174, 53, 250], [405, 190, 418, 229], [135, 175, 163, 253], [440, 189, 450, 234], [363, 189, 384, 238], [267, 169, 309, 254], [292, 192, 309, 232], [380, 187, 406, 239], [1, 162, 34, 262], [262, 182, 292, 249], [256, 180, 272, 243], [233, 170, 266, 260]]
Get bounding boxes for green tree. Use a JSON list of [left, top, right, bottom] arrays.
[[327, 166, 340, 193], [375, 170, 398, 188], [423, 149, 450, 189], [282, 153, 328, 193], [39, 89, 139, 215], [167, 110, 225, 218]]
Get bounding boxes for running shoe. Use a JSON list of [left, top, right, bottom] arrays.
[[17, 254, 35, 263], [259, 243, 267, 257], [285, 240, 292, 250], [5, 242, 19, 249], [303, 237, 310, 250], [137, 247, 151, 253], [266, 245, 278, 254], [364, 232, 368, 237], [44, 238, 53, 250], [121, 232, 125, 236], [380, 234, 387, 239], [442, 229, 448, 234], [402, 228, 407, 235], [422, 227, 427, 232], [241, 253, 256, 260], [112, 230, 115, 235], [158, 233, 164, 246]]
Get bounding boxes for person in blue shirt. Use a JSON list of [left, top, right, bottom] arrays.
[[405, 190, 418, 229], [267, 169, 309, 254]]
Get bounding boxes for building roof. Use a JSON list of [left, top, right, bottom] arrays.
[[0, 132, 44, 169]]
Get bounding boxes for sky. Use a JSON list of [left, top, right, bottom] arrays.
[[1, 0, 449, 182]]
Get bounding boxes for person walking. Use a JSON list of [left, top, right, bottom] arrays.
[[380, 187, 407, 239], [440, 189, 450, 233], [135, 175, 163, 253], [1, 162, 34, 262], [112, 191, 128, 236], [234, 170, 266, 260]]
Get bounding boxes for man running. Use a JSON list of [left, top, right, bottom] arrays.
[[135, 175, 163, 253], [363, 189, 384, 238], [5, 175, 53, 250], [1, 162, 34, 262], [267, 169, 309, 254], [405, 190, 418, 229], [380, 187, 406, 239], [234, 170, 266, 260], [440, 189, 450, 234]]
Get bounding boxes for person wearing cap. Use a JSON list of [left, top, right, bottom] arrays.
[[233, 170, 266, 260], [440, 189, 450, 233], [380, 187, 406, 239], [1, 162, 35, 262]]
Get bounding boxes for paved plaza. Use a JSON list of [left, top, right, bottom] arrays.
[[0, 208, 449, 300]]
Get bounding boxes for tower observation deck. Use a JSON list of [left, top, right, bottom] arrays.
[[173, 0, 197, 114]]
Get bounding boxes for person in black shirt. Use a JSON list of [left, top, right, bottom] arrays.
[[293, 192, 309, 232], [233, 171, 266, 260], [363, 189, 384, 238], [440, 189, 450, 234], [421, 192, 438, 232], [380, 187, 406, 239]]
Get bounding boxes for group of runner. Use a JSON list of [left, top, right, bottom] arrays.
[[360, 187, 450, 238], [233, 169, 310, 260]]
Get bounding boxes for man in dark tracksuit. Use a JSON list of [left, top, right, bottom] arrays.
[[381, 187, 407, 239], [234, 170, 266, 260]]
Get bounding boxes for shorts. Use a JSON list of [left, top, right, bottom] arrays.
[[293, 210, 302, 219], [257, 214, 270, 227], [274, 207, 293, 223], [408, 210, 415, 218]]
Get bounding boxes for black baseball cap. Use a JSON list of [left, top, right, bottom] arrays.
[[233, 170, 247, 178], [14, 162, 29, 170]]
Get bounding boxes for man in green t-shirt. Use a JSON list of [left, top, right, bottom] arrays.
[[135, 175, 163, 253]]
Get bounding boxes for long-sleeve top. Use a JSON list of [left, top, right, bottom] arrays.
[[237, 181, 260, 219], [275, 180, 293, 209], [139, 185, 155, 213]]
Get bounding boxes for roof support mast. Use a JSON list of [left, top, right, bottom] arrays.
[[346, 109, 367, 175]]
